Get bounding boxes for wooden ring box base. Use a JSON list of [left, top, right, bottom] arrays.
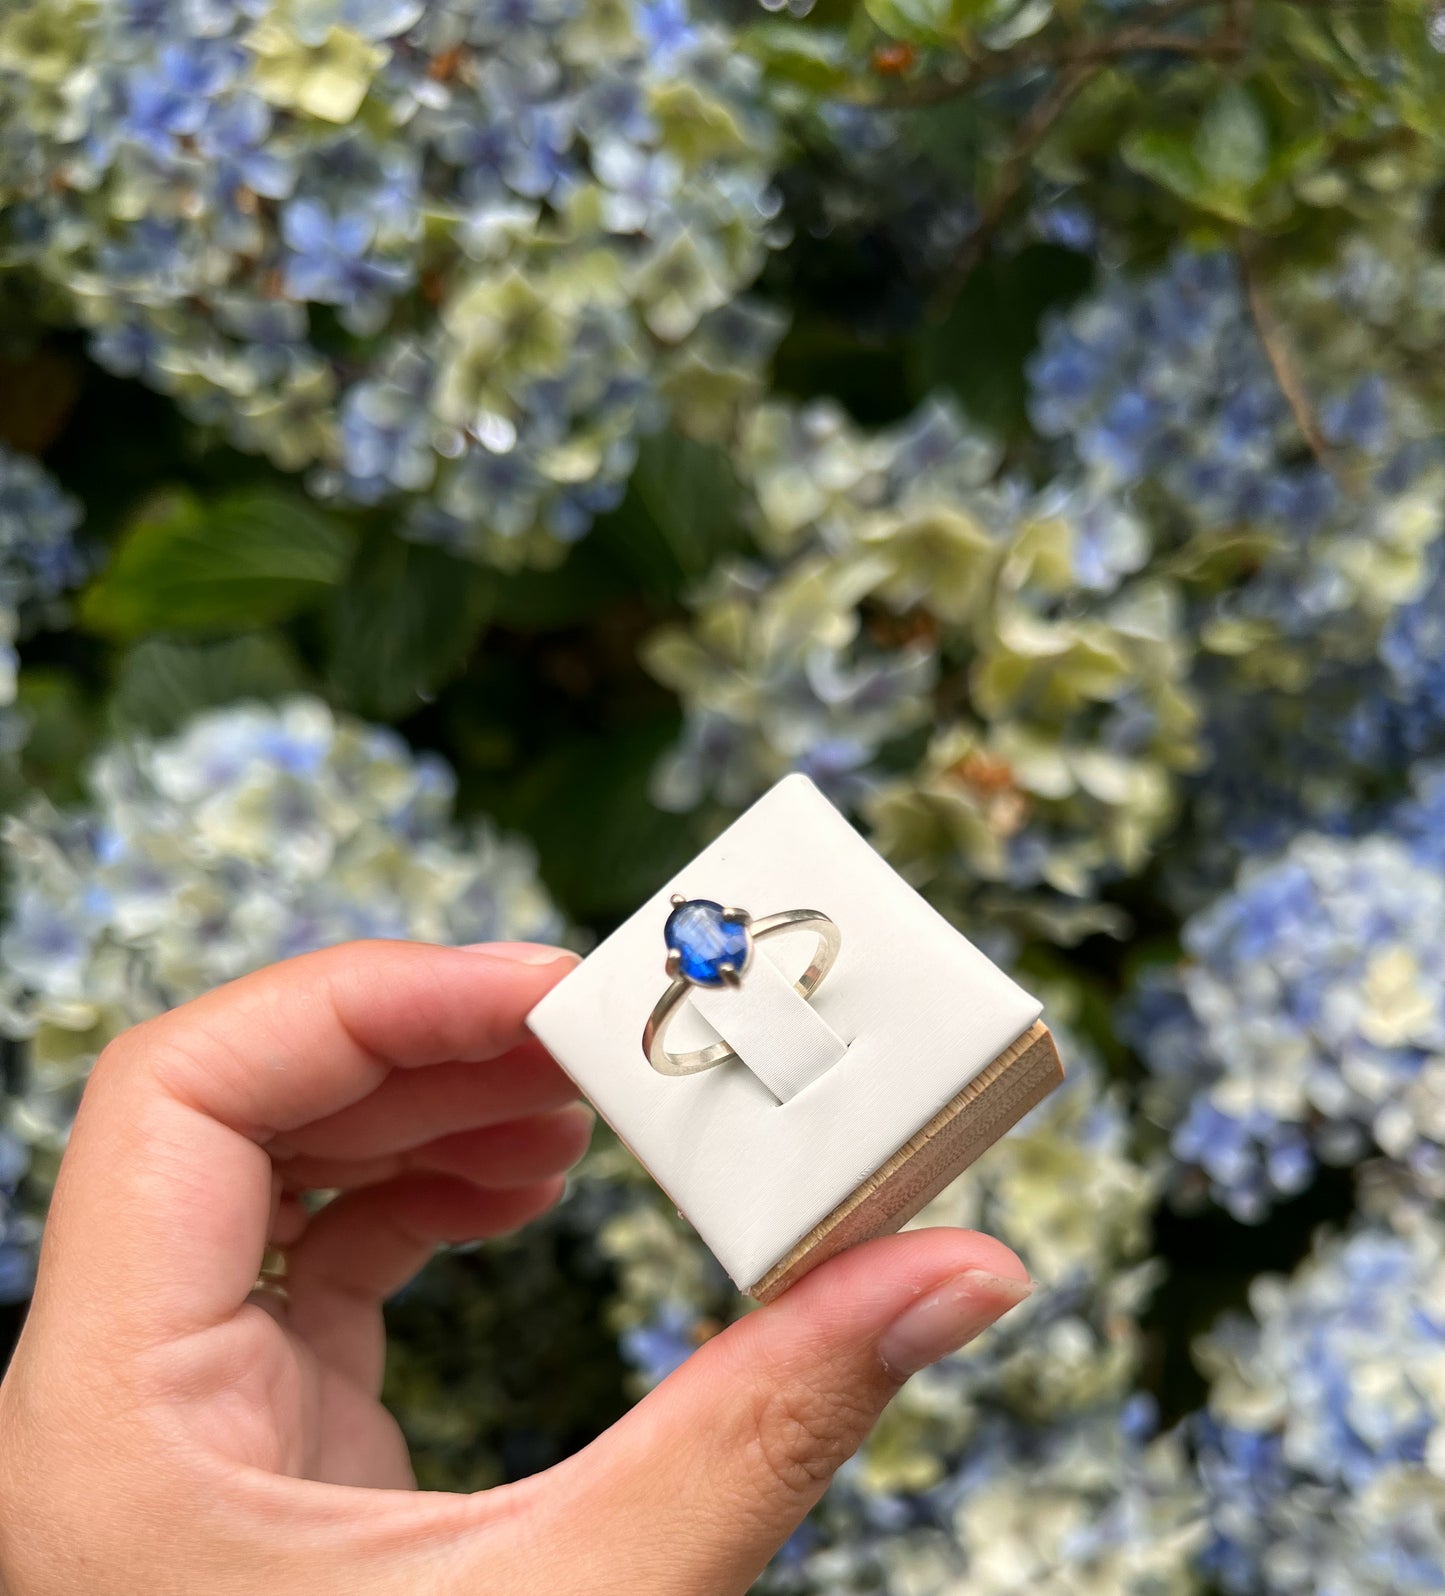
[[747, 1020, 1063, 1301]]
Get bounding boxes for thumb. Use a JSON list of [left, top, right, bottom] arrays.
[[538, 1227, 1031, 1596]]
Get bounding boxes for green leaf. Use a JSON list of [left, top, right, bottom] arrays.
[[496, 430, 749, 625], [488, 715, 703, 922], [12, 667, 99, 805], [1123, 126, 1257, 225], [1194, 84, 1269, 193], [741, 22, 854, 92], [472, 542, 637, 632], [79, 487, 353, 639], [109, 634, 309, 735], [1388, 0, 1445, 135], [324, 537, 490, 720], [864, 0, 987, 47], [1123, 80, 1327, 230], [624, 431, 748, 584], [864, 0, 941, 44], [907, 93, 989, 182], [981, 0, 1052, 49]]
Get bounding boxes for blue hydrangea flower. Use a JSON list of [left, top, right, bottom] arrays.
[[788, 1407, 1204, 1593], [0, 445, 87, 755], [1196, 1216, 1445, 1594], [1393, 762, 1445, 873], [1378, 547, 1445, 758], [0, 0, 779, 564], [0, 698, 564, 1244], [1133, 825, 1445, 1218], [123, 40, 244, 160], [1028, 248, 1444, 651], [0, 445, 86, 612], [196, 93, 294, 203], [280, 199, 411, 316], [634, 0, 698, 64], [0, 1137, 38, 1305], [619, 1302, 700, 1383]]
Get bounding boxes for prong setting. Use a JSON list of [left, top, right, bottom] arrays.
[[670, 893, 686, 908], [663, 897, 754, 988]]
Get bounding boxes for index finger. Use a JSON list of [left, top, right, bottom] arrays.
[[31, 940, 578, 1348]]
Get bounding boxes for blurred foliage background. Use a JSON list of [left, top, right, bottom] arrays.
[[3, 0, 1445, 1588]]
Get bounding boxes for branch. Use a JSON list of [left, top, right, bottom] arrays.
[[924, 0, 1261, 305], [875, 30, 1235, 109], [866, 0, 1399, 112], [1236, 240, 1348, 485], [1223, 0, 1255, 53], [933, 60, 1101, 306], [865, 0, 1242, 110]]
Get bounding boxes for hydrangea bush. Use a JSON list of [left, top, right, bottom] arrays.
[[0, 0, 780, 564], [647, 395, 1200, 933], [3, 0, 1445, 1589]]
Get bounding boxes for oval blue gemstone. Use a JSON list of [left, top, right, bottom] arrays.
[[665, 898, 749, 987]]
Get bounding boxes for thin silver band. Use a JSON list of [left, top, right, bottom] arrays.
[[643, 909, 841, 1077]]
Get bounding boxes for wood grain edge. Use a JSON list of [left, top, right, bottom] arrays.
[[746, 1021, 1063, 1303]]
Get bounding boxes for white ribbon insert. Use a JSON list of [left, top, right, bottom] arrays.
[[689, 934, 849, 1102]]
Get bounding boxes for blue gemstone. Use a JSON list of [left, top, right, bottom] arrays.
[[665, 898, 749, 987]]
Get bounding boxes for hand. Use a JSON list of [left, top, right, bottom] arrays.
[[0, 940, 1031, 1595]]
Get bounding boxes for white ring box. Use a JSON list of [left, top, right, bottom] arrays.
[[527, 774, 1063, 1301]]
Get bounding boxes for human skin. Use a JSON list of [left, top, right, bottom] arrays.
[[0, 940, 1031, 1595]]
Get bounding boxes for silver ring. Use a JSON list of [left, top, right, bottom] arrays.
[[249, 1243, 290, 1306], [643, 895, 841, 1077]]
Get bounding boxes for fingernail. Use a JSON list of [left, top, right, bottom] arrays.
[[878, 1268, 1033, 1379], [462, 942, 581, 967]]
